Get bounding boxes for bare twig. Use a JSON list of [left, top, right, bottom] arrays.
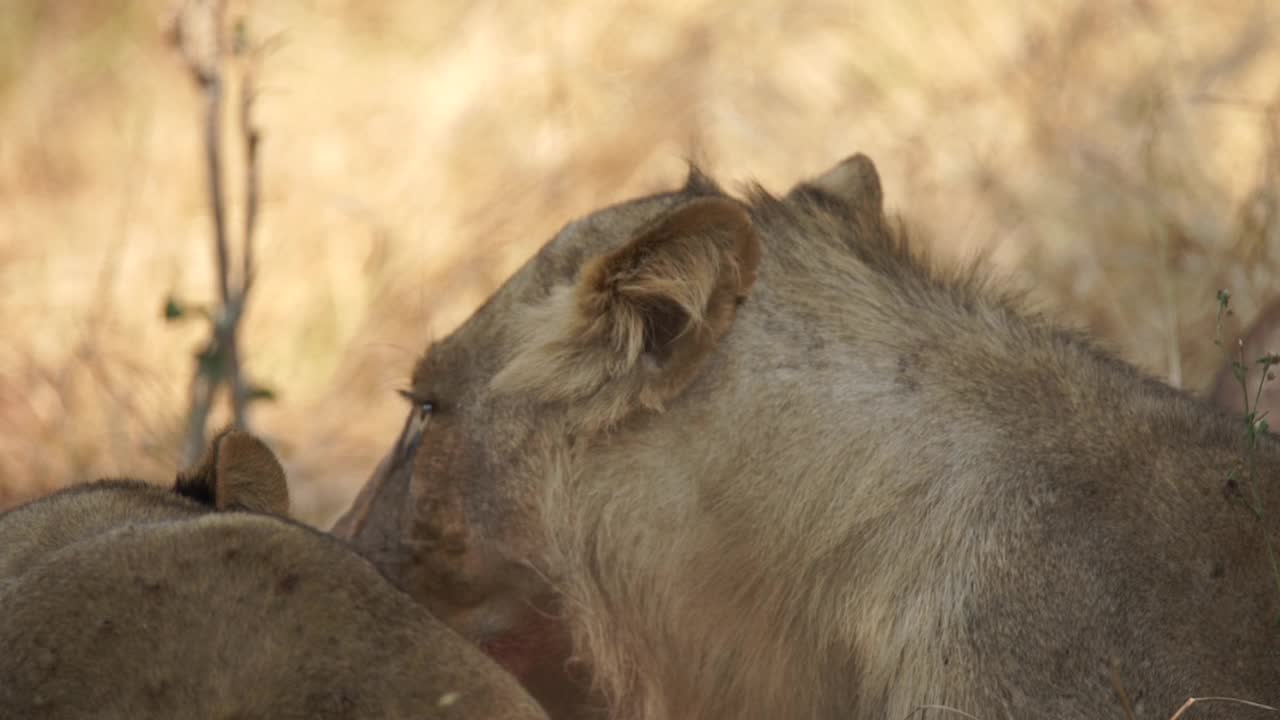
[[1167, 696, 1277, 720], [182, 369, 217, 464], [202, 73, 231, 304], [1189, 93, 1275, 112], [240, 66, 260, 295], [168, 0, 264, 463], [226, 17, 263, 428], [900, 705, 982, 720], [1109, 657, 1138, 720], [196, 14, 248, 432]]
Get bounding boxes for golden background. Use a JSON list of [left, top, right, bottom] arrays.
[[3, 0, 1278, 525]]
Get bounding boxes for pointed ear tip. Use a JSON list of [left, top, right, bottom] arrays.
[[219, 429, 267, 452], [682, 163, 721, 194], [216, 432, 274, 468], [847, 151, 875, 166], [214, 431, 287, 482], [837, 152, 881, 180]]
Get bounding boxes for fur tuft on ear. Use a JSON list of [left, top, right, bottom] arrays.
[[681, 164, 723, 197], [574, 197, 758, 368], [787, 152, 884, 218], [494, 196, 760, 430], [175, 428, 290, 515]]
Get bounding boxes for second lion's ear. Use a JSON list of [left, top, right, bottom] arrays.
[[494, 196, 761, 428], [175, 429, 290, 516], [786, 153, 884, 219]]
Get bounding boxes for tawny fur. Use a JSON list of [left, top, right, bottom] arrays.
[[338, 153, 1280, 720], [0, 431, 547, 720]]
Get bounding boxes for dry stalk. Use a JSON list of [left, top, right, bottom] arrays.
[[166, 0, 263, 464]]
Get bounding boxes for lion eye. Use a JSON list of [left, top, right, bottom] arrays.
[[397, 389, 438, 423]]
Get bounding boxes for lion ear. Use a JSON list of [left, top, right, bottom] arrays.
[[175, 429, 290, 516], [788, 152, 884, 218], [575, 196, 761, 378], [495, 197, 760, 426]]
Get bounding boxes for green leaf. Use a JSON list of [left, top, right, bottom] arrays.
[[163, 296, 185, 321], [246, 384, 278, 403], [195, 344, 225, 380]]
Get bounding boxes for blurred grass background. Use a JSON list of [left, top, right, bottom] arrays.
[[2, 0, 1278, 526]]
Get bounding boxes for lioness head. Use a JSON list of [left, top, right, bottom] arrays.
[[1, 429, 549, 720], [0, 427, 289, 580], [335, 156, 885, 707]]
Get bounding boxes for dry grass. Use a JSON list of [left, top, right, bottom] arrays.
[[2, 0, 1278, 526]]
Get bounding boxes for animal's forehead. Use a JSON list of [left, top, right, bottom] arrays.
[[412, 334, 473, 387], [410, 188, 699, 388]]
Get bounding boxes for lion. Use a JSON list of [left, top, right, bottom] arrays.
[[335, 154, 1280, 719], [0, 428, 547, 720]]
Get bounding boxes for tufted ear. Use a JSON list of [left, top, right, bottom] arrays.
[[574, 196, 761, 379], [494, 196, 760, 427], [787, 152, 884, 218], [175, 428, 290, 515]]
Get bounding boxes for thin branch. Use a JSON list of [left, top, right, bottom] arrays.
[[223, 310, 247, 428], [239, 62, 260, 296], [900, 705, 982, 720], [1189, 93, 1276, 113], [169, 0, 261, 462], [226, 18, 263, 427], [1167, 696, 1277, 720], [205, 78, 232, 305], [183, 364, 217, 465], [1109, 657, 1138, 720], [170, 0, 232, 305]]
